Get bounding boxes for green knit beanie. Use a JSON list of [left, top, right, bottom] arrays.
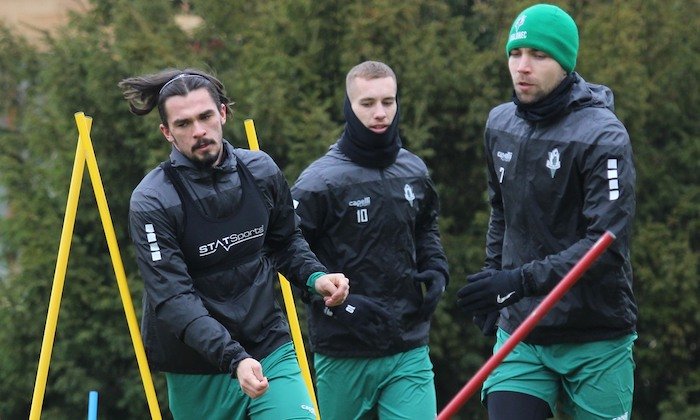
[[505, 4, 579, 73]]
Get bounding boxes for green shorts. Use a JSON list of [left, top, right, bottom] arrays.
[[165, 342, 316, 420], [314, 346, 436, 420], [482, 329, 637, 420]]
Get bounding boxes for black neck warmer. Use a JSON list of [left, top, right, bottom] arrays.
[[338, 95, 401, 168], [514, 73, 577, 123]]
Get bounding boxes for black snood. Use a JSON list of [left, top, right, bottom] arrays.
[[338, 95, 401, 168], [514, 72, 577, 123]]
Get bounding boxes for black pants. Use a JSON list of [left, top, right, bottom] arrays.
[[487, 391, 553, 420]]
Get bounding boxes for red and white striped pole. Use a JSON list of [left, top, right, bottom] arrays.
[[438, 231, 616, 419]]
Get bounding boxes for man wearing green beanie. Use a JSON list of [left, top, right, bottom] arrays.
[[457, 3, 637, 419]]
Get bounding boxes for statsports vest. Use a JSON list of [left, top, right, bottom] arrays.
[[161, 156, 269, 277]]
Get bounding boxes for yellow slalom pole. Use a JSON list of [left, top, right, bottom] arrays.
[[75, 113, 162, 419], [29, 117, 90, 420], [243, 119, 320, 419]]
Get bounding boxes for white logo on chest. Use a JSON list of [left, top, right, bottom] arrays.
[[546, 148, 561, 178], [404, 184, 415, 207]]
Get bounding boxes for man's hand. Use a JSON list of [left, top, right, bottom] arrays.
[[473, 311, 500, 336], [236, 358, 269, 398], [315, 273, 350, 307], [414, 269, 446, 320], [456, 268, 524, 315], [328, 294, 391, 349]]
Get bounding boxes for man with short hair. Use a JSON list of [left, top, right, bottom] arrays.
[[457, 4, 638, 419], [292, 60, 449, 419]]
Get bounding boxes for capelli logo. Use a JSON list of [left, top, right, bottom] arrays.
[[348, 197, 371, 207]]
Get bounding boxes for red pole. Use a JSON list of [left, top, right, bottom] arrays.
[[438, 231, 616, 420]]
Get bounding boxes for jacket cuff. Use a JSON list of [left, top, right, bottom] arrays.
[[421, 265, 450, 286], [520, 266, 536, 297], [228, 351, 253, 377], [306, 271, 327, 295]]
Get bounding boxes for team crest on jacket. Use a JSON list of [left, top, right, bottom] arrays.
[[546, 148, 561, 178], [404, 184, 415, 207]]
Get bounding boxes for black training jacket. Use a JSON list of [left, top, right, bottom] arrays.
[[291, 143, 449, 357], [485, 74, 637, 344], [129, 141, 326, 374]]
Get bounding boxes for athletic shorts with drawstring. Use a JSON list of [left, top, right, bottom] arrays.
[[482, 328, 637, 420]]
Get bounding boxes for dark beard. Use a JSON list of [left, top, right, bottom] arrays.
[[193, 154, 219, 169], [191, 139, 222, 168]]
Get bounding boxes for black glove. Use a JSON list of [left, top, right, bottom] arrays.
[[456, 268, 524, 315], [414, 269, 446, 320], [473, 311, 499, 336], [327, 294, 391, 344]]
